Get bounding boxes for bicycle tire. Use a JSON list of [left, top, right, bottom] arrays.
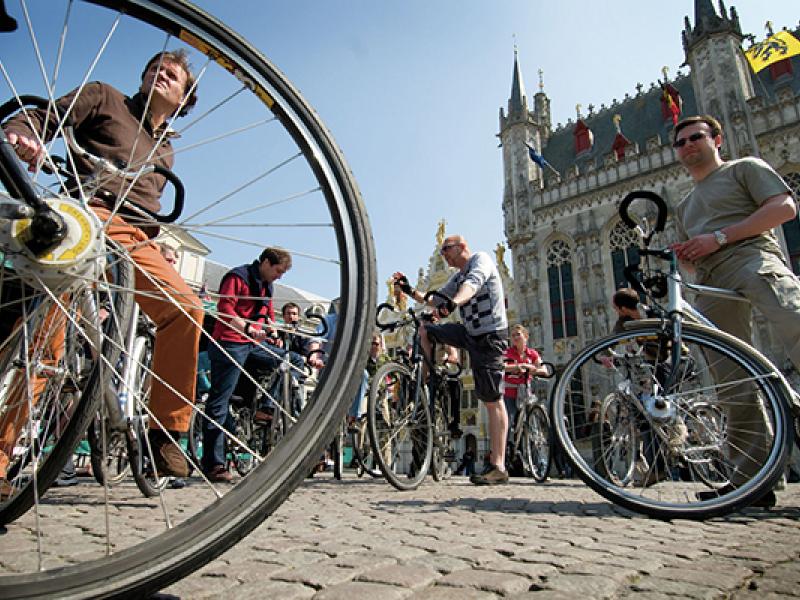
[[88, 417, 131, 487], [0, 0, 375, 597], [430, 396, 452, 482], [122, 333, 170, 497], [367, 361, 432, 491], [332, 422, 344, 480], [595, 391, 639, 486], [551, 321, 792, 520], [523, 404, 551, 483], [0, 242, 133, 525], [353, 419, 381, 478]]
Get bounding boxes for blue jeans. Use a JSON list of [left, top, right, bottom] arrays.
[[348, 369, 369, 418], [203, 341, 301, 471]]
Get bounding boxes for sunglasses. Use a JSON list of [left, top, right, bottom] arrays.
[[440, 243, 458, 254], [673, 131, 709, 148]]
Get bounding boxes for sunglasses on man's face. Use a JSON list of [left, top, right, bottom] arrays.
[[673, 131, 710, 149]]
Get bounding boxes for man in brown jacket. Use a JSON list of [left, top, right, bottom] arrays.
[[1, 50, 203, 495]]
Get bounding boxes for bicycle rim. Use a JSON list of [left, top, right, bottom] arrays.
[[551, 322, 792, 520], [367, 362, 432, 491], [0, 0, 374, 597]]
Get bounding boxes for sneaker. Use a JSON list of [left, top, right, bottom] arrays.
[[470, 466, 509, 486], [53, 474, 79, 487], [696, 484, 777, 508], [204, 465, 233, 483], [168, 477, 186, 489], [148, 429, 189, 478]]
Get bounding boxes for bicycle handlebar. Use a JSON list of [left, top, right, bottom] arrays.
[[619, 190, 668, 236], [1, 95, 185, 223]]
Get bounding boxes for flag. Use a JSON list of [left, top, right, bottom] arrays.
[[526, 143, 547, 168], [745, 30, 800, 74], [663, 88, 680, 125], [525, 143, 560, 180]]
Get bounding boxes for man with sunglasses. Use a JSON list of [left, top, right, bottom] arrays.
[[392, 234, 509, 485], [671, 114, 799, 508]]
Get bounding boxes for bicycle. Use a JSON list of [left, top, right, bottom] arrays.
[[192, 317, 327, 471], [0, 1, 375, 596], [367, 292, 459, 491], [550, 190, 794, 520], [505, 361, 555, 482]]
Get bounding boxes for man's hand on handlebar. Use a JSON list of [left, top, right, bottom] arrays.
[[5, 130, 43, 172], [392, 271, 413, 296]]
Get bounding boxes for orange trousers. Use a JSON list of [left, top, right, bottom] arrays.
[[0, 208, 202, 478]]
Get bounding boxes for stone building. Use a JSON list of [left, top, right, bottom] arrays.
[[499, 0, 800, 378]]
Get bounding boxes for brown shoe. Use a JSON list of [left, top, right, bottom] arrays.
[[204, 464, 233, 483], [470, 466, 509, 486], [148, 429, 189, 478]]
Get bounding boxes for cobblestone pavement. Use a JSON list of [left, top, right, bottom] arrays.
[[151, 474, 800, 600]]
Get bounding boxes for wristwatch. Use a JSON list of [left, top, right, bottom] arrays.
[[713, 230, 728, 247]]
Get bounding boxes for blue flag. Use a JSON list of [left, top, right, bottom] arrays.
[[526, 143, 547, 168]]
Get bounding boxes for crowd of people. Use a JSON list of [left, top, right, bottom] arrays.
[[1, 44, 797, 502]]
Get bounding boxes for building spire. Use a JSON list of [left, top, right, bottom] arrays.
[[683, 0, 742, 53], [508, 46, 527, 117]]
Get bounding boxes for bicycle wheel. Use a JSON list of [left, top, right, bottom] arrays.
[[595, 391, 639, 486], [551, 321, 792, 520], [0, 1, 374, 597], [367, 362, 432, 491], [0, 243, 133, 525], [522, 404, 551, 483]]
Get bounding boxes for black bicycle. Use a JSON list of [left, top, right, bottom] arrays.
[[505, 362, 555, 482], [367, 292, 459, 491]]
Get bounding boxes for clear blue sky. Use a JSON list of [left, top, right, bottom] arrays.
[[194, 0, 797, 300], [2, 1, 798, 302]]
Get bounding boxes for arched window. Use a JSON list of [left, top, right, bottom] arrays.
[[609, 220, 640, 289], [547, 240, 577, 339], [781, 172, 800, 275]]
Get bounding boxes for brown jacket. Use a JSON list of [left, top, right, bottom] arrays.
[[4, 82, 175, 216]]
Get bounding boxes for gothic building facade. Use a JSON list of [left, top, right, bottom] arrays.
[[499, 0, 800, 378]]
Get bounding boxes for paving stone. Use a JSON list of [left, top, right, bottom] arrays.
[[356, 563, 439, 588], [275, 565, 359, 589], [533, 573, 620, 598], [313, 581, 411, 600], [407, 585, 499, 599], [436, 568, 532, 595]]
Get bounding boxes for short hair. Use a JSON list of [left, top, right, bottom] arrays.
[[674, 114, 722, 142], [281, 302, 300, 317], [612, 287, 639, 310], [141, 49, 198, 117], [259, 247, 292, 268], [511, 323, 529, 337]]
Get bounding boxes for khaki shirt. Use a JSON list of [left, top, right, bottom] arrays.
[[675, 157, 793, 277]]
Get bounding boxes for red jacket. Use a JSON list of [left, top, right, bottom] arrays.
[[503, 346, 540, 399], [213, 261, 274, 343]]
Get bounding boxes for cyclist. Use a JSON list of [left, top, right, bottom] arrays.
[[393, 234, 509, 485], [503, 324, 548, 435], [1, 50, 203, 494], [201, 247, 293, 482], [670, 114, 799, 507]]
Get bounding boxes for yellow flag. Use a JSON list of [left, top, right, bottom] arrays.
[[745, 30, 800, 73]]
